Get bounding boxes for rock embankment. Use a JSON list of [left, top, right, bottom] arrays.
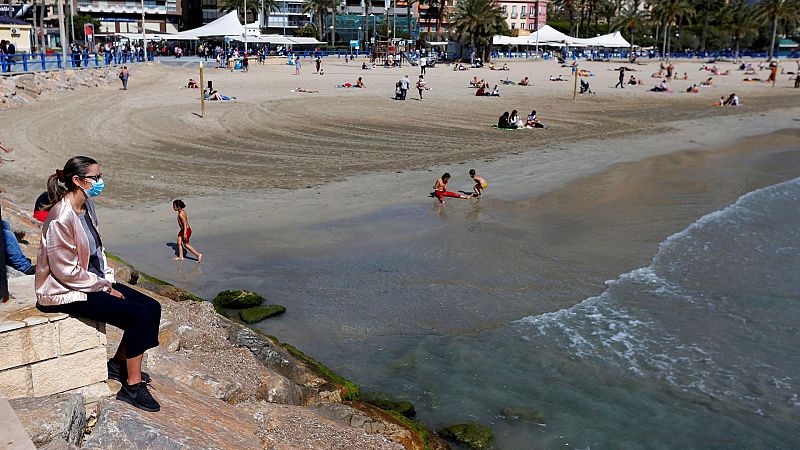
[[0, 67, 119, 108]]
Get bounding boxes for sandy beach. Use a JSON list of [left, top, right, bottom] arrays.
[[1, 57, 798, 208]]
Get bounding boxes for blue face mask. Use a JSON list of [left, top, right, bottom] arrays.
[[84, 178, 105, 198]]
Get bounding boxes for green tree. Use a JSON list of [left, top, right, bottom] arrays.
[[293, 23, 319, 37], [722, 0, 758, 60], [302, 0, 332, 41], [73, 15, 100, 43], [219, 0, 260, 25], [611, 3, 647, 59], [652, 0, 695, 60], [450, 0, 509, 61], [552, 0, 578, 35], [757, 0, 800, 60], [692, 0, 724, 52]]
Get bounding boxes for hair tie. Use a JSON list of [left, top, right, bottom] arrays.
[[56, 169, 65, 183]]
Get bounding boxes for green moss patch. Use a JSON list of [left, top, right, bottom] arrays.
[[438, 423, 494, 449], [239, 305, 286, 323], [213, 290, 264, 309], [385, 411, 433, 449], [281, 343, 360, 401], [364, 397, 416, 418]]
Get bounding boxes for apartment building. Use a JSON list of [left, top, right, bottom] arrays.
[[74, 0, 189, 34], [497, 0, 548, 33]]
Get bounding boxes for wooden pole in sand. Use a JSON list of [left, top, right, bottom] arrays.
[[199, 62, 205, 118], [572, 63, 578, 100]]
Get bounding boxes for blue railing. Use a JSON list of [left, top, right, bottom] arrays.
[[0, 52, 154, 74]]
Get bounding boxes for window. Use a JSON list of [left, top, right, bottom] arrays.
[[501, 5, 507, 15], [529, 22, 535, 30], [520, 5, 525, 16], [511, 22, 515, 29]]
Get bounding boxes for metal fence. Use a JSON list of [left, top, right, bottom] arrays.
[[0, 52, 152, 74]]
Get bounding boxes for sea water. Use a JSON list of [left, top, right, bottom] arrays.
[[108, 145, 800, 448], [219, 176, 799, 448]]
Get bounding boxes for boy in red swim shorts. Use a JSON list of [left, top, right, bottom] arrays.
[[172, 199, 202, 262], [434, 173, 472, 203]]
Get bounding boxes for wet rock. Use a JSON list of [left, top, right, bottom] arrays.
[[364, 396, 416, 418], [500, 406, 545, 423], [9, 393, 86, 446], [438, 423, 494, 449], [213, 290, 264, 309], [239, 305, 285, 323], [83, 375, 263, 449]]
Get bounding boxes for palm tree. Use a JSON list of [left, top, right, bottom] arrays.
[[404, 0, 418, 39], [302, 0, 331, 41], [612, 3, 647, 60], [552, 0, 578, 35], [757, 0, 800, 61], [450, 0, 509, 61], [692, 0, 724, 53], [219, 0, 261, 25], [652, 0, 694, 60], [722, 0, 757, 61]]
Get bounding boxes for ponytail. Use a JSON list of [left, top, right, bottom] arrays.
[[44, 156, 98, 210]]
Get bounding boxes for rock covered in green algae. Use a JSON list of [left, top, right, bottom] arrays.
[[213, 290, 264, 309], [500, 406, 545, 423], [365, 398, 416, 418], [438, 423, 494, 449], [239, 305, 287, 323]]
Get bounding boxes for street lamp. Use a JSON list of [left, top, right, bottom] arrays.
[[358, 26, 362, 48], [329, 25, 333, 46]]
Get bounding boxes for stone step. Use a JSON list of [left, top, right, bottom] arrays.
[[0, 276, 110, 401]]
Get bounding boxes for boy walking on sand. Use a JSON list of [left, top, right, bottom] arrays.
[[469, 169, 488, 197]]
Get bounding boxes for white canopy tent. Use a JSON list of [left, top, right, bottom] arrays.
[[175, 11, 245, 38], [228, 34, 322, 45], [492, 26, 631, 49], [117, 32, 198, 41]]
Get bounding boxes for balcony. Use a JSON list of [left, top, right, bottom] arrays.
[[76, 0, 175, 15], [510, 13, 517, 18]]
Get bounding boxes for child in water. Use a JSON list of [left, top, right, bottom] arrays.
[[434, 173, 471, 203], [469, 169, 488, 197], [172, 200, 202, 262]]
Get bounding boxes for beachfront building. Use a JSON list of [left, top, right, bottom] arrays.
[[0, 16, 33, 53], [74, 0, 194, 34], [497, 0, 548, 33], [416, 0, 453, 33]]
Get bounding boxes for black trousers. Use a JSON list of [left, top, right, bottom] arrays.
[[38, 283, 161, 358]]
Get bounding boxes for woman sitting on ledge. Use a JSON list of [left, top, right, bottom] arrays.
[[35, 156, 162, 413]]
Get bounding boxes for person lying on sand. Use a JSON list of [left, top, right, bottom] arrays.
[[686, 84, 699, 93], [204, 87, 233, 101], [292, 87, 319, 93], [650, 80, 672, 93], [700, 77, 713, 86], [469, 169, 488, 197], [519, 77, 530, 86], [501, 77, 516, 85], [434, 173, 471, 203], [549, 75, 568, 81]]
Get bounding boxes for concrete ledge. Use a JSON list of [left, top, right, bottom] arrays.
[[0, 276, 110, 401], [0, 397, 36, 450]]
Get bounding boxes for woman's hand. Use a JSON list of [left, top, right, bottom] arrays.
[[109, 288, 126, 299]]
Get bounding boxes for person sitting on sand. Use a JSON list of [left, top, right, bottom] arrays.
[[509, 110, 523, 129], [526, 110, 544, 128], [355, 77, 365, 88], [628, 75, 638, 85], [723, 93, 740, 106], [488, 62, 496, 70], [700, 77, 713, 86], [469, 169, 488, 197], [686, 84, 699, 93], [433, 173, 471, 203], [470, 76, 480, 87], [680, 72, 688, 80], [476, 85, 488, 96], [498, 111, 511, 129], [204, 87, 225, 100], [490, 85, 500, 97], [650, 80, 671, 93], [502, 63, 509, 71], [362, 62, 369, 70], [186, 78, 198, 89], [519, 77, 530, 86], [172, 200, 202, 262]]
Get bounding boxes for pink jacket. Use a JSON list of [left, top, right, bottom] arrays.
[[35, 197, 115, 306]]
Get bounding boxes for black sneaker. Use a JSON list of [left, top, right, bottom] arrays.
[[107, 359, 151, 384], [23, 265, 36, 275], [116, 381, 160, 412]]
